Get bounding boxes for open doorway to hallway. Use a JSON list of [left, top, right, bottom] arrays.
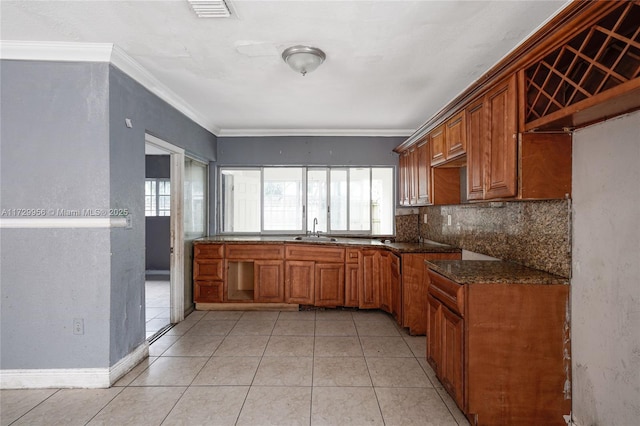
[[145, 144, 172, 338]]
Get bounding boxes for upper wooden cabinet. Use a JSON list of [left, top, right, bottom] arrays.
[[429, 125, 446, 166], [484, 76, 518, 199], [522, 1, 640, 131], [416, 139, 430, 204], [465, 75, 518, 200], [431, 113, 467, 166], [445, 111, 467, 159]]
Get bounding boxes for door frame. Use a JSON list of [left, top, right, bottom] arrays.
[[145, 134, 185, 324]]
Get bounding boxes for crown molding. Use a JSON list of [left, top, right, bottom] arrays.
[[217, 128, 413, 138], [0, 40, 220, 136]]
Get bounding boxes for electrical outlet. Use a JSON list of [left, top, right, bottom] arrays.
[[447, 214, 452, 226], [423, 214, 428, 223], [73, 318, 84, 335]]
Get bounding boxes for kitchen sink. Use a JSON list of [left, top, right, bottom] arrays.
[[293, 235, 338, 242]]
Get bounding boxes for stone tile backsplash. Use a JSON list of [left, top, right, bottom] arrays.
[[415, 199, 571, 277], [395, 214, 419, 242]]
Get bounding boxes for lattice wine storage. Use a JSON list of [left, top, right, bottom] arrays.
[[524, 1, 640, 128]]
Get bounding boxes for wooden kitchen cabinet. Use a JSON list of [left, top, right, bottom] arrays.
[[193, 243, 225, 303], [466, 98, 485, 201], [254, 260, 284, 302], [445, 111, 466, 159], [429, 125, 446, 166], [284, 244, 345, 307], [194, 280, 223, 303], [379, 251, 393, 313], [408, 146, 419, 205], [344, 249, 361, 307], [426, 266, 571, 425], [285, 260, 315, 304], [360, 249, 381, 309], [466, 75, 518, 200], [315, 263, 345, 307], [416, 139, 430, 204], [402, 252, 462, 335], [399, 151, 410, 206], [389, 252, 401, 324]]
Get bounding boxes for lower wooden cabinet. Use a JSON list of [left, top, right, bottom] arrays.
[[314, 263, 345, 307], [344, 249, 361, 307], [402, 253, 462, 335], [426, 268, 571, 425], [285, 260, 315, 304], [194, 280, 223, 303], [254, 260, 284, 303], [360, 250, 381, 309]]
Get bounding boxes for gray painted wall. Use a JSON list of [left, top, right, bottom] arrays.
[[571, 111, 640, 425], [145, 155, 170, 271], [108, 65, 216, 365], [0, 60, 217, 371], [0, 61, 112, 369], [217, 136, 402, 167]]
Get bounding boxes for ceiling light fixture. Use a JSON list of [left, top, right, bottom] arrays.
[[282, 46, 326, 76]]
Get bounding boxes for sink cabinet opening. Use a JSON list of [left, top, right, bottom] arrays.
[[228, 261, 254, 300]]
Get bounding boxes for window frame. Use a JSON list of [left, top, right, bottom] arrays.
[[218, 165, 395, 237], [145, 178, 171, 217]]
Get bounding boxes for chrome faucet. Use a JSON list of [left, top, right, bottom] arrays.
[[313, 217, 318, 236]]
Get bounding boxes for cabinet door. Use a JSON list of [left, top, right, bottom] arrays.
[[285, 261, 314, 304], [315, 263, 345, 307], [254, 260, 284, 302], [360, 250, 381, 309], [485, 76, 517, 199], [379, 253, 392, 313], [417, 140, 430, 204], [430, 125, 446, 165], [408, 147, 419, 205], [399, 152, 410, 206], [426, 294, 442, 373], [466, 98, 486, 201], [345, 262, 361, 307], [390, 253, 401, 325], [441, 306, 464, 410], [446, 111, 466, 159]]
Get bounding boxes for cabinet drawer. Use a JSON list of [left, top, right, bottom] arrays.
[[428, 270, 464, 317], [346, 249, 361, 264], [195, 280, 223, 303], [194, 259, 224, 280], [226, 244, 284, 260], [194, 243, 224, 259], [285, 245, 345, 262]]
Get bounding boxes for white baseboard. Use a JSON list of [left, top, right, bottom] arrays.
[[0, 342, 148, 389]]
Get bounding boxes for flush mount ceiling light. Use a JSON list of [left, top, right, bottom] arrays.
[[282, 46, 326, 76]]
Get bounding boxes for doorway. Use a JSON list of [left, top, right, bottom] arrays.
[[144, 145, 172, 338], [144, 134, 209, 340]]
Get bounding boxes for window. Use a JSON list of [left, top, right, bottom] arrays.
[[145, 179, 170, 216], [220, 167, 394, 235]]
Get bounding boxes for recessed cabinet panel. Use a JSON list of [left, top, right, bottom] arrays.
[[485, 76, 518, 199], [194, 259, 224, 281], [254, 260, 284, 302], [285, 260, 315, 304], [446, 111, 467, 159], [430, 125, 446, 166], [315, 263, 345, 307], [466, 99, 485, 201]]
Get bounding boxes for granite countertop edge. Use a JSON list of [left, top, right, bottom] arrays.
[[425, 260, 569, 285], [194, 236, 461, 254]]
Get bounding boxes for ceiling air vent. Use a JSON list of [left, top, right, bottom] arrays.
[[187, 0, 233, 18]]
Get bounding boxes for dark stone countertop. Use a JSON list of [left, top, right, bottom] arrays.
[[426, 260, 569, 285], [194, 236, 461, 254]]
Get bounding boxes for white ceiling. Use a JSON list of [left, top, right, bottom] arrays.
[[0, 0, 569, 137]]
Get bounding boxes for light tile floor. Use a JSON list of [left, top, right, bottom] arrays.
[[1, 309, 470, 426], [146, 279, 171, 339]]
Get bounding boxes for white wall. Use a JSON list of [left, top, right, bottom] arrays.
[[571, 110, 640, 425]]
